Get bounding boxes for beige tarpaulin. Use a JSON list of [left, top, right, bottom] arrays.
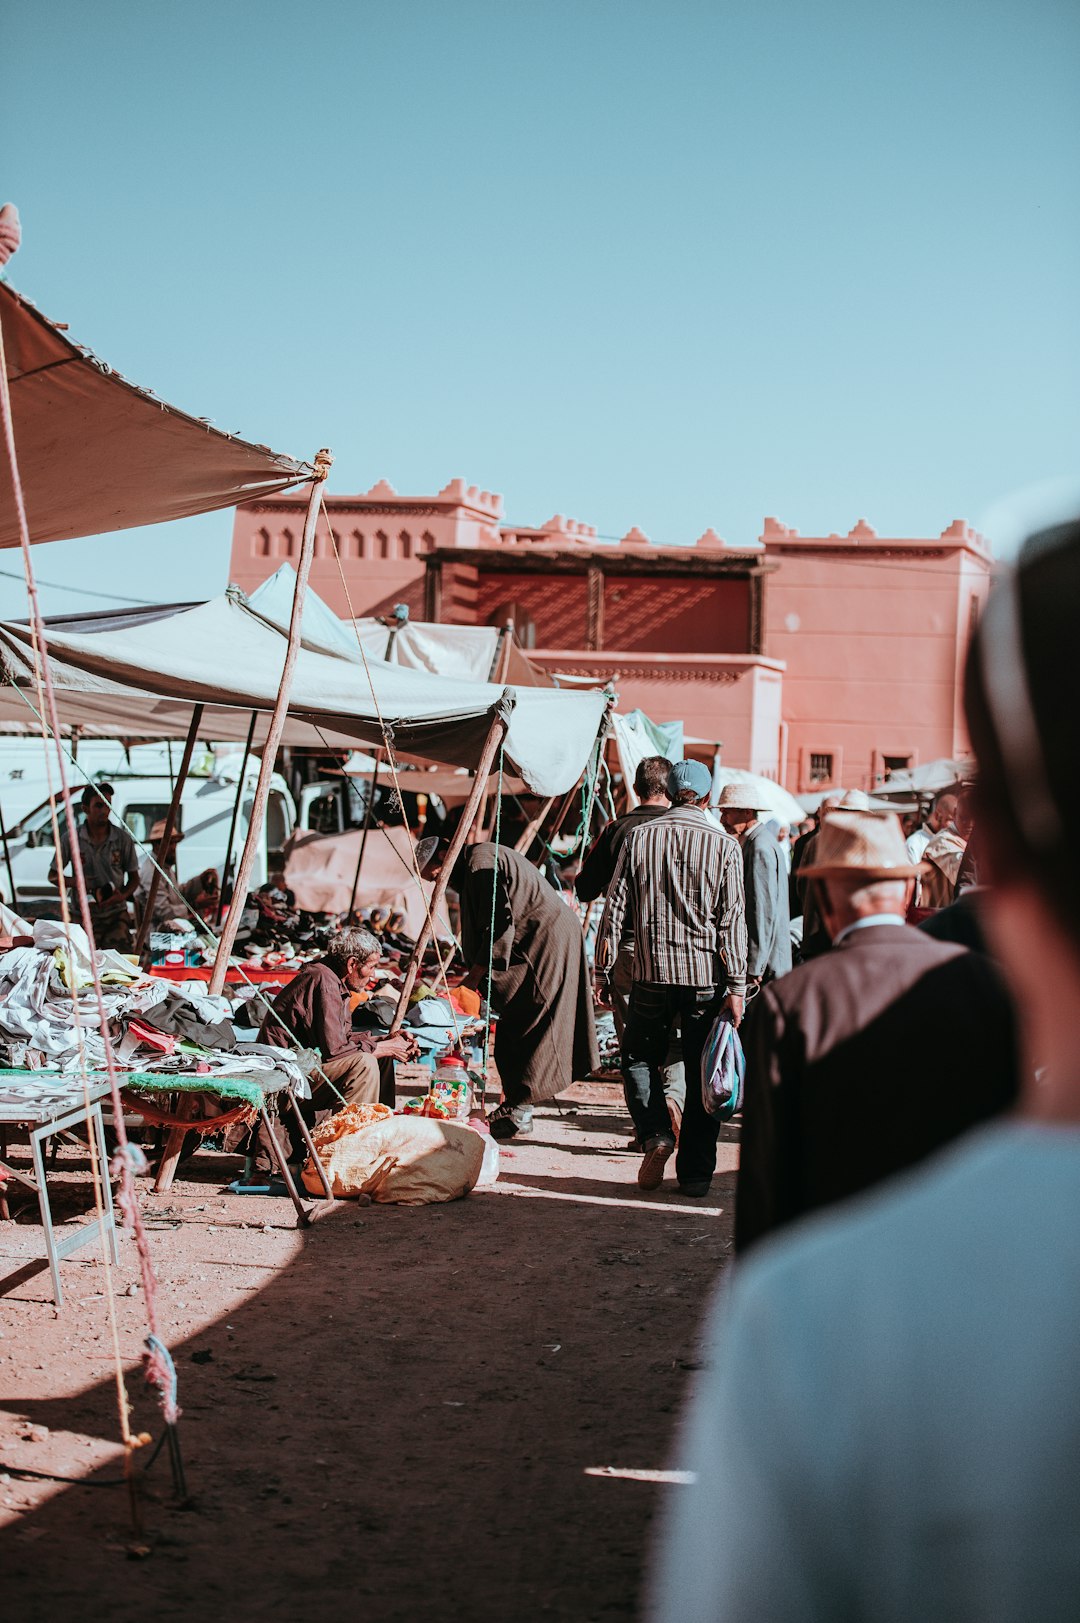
[[283, 824, 431, 931], [0, 282, 313, 547], [0, 592, 611, 796]]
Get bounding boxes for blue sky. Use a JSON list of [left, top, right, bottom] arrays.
[[3, 0, 1078, 615]]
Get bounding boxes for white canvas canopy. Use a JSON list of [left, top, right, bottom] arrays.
[[0, 283, 312, 548], [350, 614, 556, 687], [0, 591, 609, 797]]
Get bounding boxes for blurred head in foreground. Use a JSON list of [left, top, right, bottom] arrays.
[[965, 517, 1080, 1115]]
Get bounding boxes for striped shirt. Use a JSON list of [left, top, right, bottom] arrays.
[[598, 806, 748, 994]]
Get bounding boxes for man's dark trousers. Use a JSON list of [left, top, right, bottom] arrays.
[[623, 982, 722, 1187]]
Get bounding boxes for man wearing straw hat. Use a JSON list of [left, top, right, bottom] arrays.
[[715, 780, 792, 990], [735, 806, 1018, 1253]]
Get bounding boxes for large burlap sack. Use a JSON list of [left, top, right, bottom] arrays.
[[302, 1110, 485, 1204]]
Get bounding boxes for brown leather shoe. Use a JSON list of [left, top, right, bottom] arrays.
[[637, 1136, 675, 1191]]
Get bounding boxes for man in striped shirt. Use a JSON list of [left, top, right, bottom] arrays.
[[598, 759, 748, 1197]]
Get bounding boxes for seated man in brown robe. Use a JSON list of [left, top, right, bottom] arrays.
[[418, 837, 599, 1141], [261, 925, 417, 1160]]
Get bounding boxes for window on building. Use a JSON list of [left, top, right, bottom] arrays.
[[808, 752, 834, 784], [255, 527, 271, 558], [882, 754, 911, 776], [376, 529, 391, 560], [399, 530, 412, 558]]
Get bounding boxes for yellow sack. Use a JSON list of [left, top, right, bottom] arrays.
[[302, 1110, 485, 1204]]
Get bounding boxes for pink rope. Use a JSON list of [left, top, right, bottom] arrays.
[[0, 309, 177, 1427]]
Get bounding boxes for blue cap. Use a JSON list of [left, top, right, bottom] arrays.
[[666, 759, 712, 800]]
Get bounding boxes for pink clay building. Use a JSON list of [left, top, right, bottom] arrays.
[[230, 483, 994, 794]]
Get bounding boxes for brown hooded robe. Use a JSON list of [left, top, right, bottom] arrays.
[[453, 843, 599, 1104]]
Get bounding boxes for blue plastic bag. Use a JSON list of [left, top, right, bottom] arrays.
[[700, 1012, 746, 1121]]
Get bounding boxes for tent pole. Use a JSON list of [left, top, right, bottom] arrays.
[[513, 794, 555, 858], [487, 620, 512, 682], [347, 747, 383, 919], [476, 624, 514, 838], [0, 795, 16, 909], [388, 711, 507, 1036], [133, 704, 205, 957], [209, 450, 333, 997], [214, 710, 258, 927]]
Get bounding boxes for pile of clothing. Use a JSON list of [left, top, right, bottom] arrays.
[[0, 920, 313, 1098]]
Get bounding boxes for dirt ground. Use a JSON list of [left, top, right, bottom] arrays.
[[1, 1087, 737, 1621]]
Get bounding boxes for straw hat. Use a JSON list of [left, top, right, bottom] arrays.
[[836, 788, 871, 810], [714, 779, 776, 814], [149, 819, 183, 845], [800, 809, 926, 879]]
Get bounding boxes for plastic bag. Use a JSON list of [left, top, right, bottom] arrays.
[[700, 1011, 746, 1121]]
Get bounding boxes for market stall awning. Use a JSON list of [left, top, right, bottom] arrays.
[[350, 614, 556, 687], [0, 282, 314, 547], [0, 591, 610, 796]]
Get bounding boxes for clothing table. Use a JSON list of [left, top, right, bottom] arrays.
[[118, 1069, 334, 1223], [0, 1070, 118, 1308], [148, 965, 299, 986]]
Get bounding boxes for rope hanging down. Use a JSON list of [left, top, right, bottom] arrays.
[[0, 308, 179, 1522], [480, 744, 505, 1095]]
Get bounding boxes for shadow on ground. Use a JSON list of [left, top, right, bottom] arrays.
[[2, 1105, 733, 1622]]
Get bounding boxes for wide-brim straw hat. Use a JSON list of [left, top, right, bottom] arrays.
[[801, 808, 927, 879], [714, 779, 776, 814]]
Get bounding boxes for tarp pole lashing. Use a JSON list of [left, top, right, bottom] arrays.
[[208, 450, 332, 997]]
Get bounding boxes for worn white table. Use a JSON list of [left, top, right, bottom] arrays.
[[0, 1072, 118, 1307]]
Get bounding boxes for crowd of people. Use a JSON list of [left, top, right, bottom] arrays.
[[6, 518, 1075, 1617], [647, 518, 1080, 1619]]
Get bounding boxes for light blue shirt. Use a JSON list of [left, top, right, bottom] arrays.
[[652, 1121, 1080, 1622], [832, 912, 907, 946]]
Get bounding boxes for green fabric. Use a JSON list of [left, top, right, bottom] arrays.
[[0, 1068, 268, 1109]]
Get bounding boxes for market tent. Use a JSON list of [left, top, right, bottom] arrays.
[[337, 750, 531, 803], [0, 282, 313, 548], [0, 592, 609, 797], [350, 615, 556, 688], [283, 824, 430, 930], [882, 758, 974, 793], [247, 564, 364, 663], [610, 709, 685, 806]]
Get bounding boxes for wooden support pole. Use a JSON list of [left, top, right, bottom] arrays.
[[476, 626, 513, 839], [209, 450, 333, 996], [134, 704, 205, 956], [388, 711, 508, 1035], [347, 748, 383, 918], [513, 794, 555, 857], [215, 710, 258, 927], [0, 794, 16, 911]]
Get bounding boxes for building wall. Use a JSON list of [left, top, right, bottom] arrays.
[[229, 480, 993, 792], [229, 478, 503, 619], [531, 653, 784, 776], [601, 576, 751, 653], [762, 518, 993, 791]]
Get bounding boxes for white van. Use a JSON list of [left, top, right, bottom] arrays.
[[0, 755, 295, 913]]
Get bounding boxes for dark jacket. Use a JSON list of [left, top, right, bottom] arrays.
[[260, 959, 379, 1062], [742, 821, 792, 982], [735, 922, 1019, 1253], [575, 805, 669, 905]]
